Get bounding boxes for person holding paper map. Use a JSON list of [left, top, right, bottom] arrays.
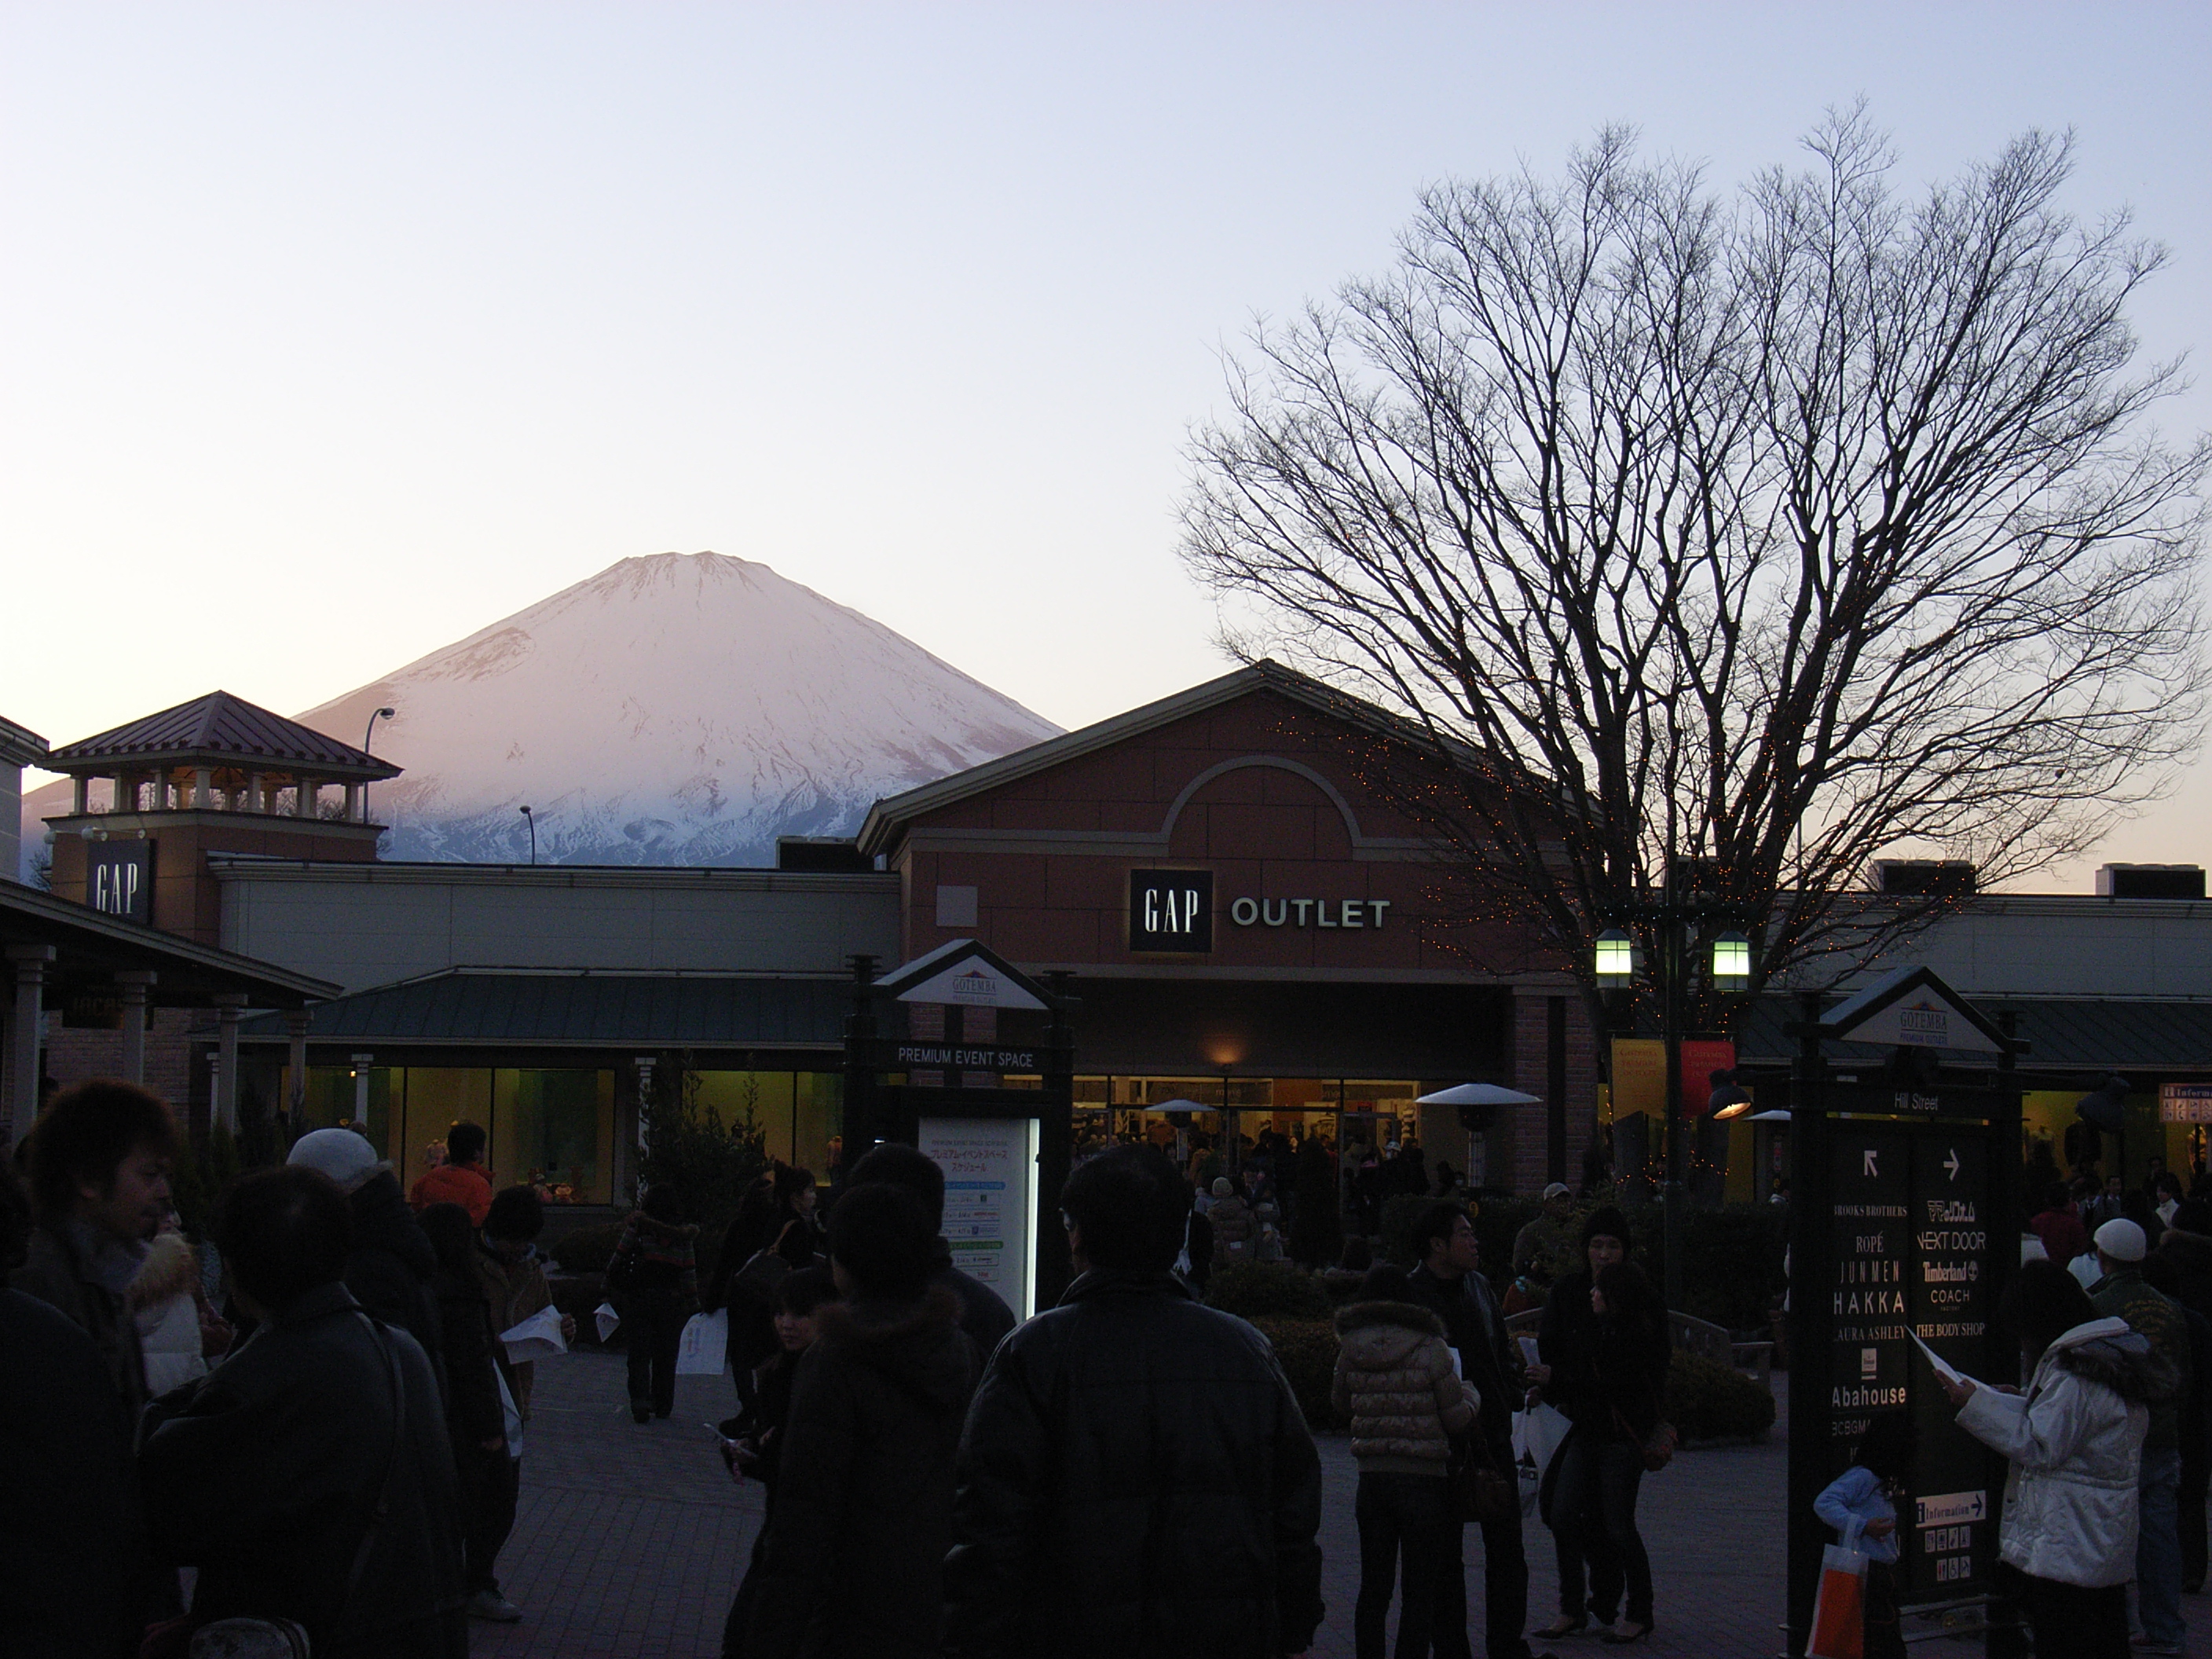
[[1940, 1258, 2173, 1659]]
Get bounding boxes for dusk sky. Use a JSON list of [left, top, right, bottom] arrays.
[[5, 3, 2208, 888]]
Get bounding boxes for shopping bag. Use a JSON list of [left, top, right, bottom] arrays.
[[1516, 1401, 1571, 1478], [676, 1309, 730, 1376], [1806, 1542, 1868, 1659], [595, 1301, 621, 1343]]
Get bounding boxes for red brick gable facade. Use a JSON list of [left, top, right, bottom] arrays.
[[864, 672, 1600, 1194], [881, 686, 1557, 982]]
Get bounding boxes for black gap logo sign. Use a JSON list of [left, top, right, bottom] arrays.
[[1129, 869, 1214, 953], [87, 840, 155, 925]]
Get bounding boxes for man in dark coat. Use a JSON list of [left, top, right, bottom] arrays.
[[10, 1079, 177, 1419], [287, 1127, 442, 1369], [138, 1166, 466, 1658], [945, 1145, 1325, 1659], [0, 1159, 142, 1659], [1404, 1200, 1547, 1659], [745, 1181, 979, 1658], [849, 1142, 1020, 1361]]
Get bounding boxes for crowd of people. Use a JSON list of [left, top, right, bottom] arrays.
[[15, 1068, 2208, 1659], [1, 1081, 576, 1655]]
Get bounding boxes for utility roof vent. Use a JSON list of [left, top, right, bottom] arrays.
[[1872, 859, 1977, 896], [2096, 863, 2205, 900], [775, 836, 874, 873]]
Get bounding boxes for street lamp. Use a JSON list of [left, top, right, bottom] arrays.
[[1591, 893, 1756, 1308], [361, 706, 396, 823], [1594, 929, 1640, 990], [518, 804, 536, 866]]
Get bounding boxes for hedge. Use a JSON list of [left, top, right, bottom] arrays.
[[1665, 1350, 1776, 1442], [1203, 1261, 1335, 1322], [1251, 1317, 1343, 1430]]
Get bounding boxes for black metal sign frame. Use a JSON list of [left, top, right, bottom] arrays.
[[1783, 974, 2022, 1655]]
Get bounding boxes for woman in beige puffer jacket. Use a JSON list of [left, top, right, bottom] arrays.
[[1330, 1264, 1479, 1659]]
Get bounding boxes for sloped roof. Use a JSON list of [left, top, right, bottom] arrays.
[[0, 714, 46, 769], [1736, 993, 2212, 1074], [855, 659, 1467, 855], [239, 969, 848, 1048], [48, 691, 399, 779], [0, 881, 339, 1009]]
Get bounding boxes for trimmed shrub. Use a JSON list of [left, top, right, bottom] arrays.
[[1251, 1317, 1344, 1429], [1665, 1350, 1776, 1442], [551, 1221, 624, 1275], [1204, 1261, 1335, 1322]]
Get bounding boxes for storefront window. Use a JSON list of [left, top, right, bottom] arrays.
[[398, 1068, 493, 1192], [493, 1070, 615, 1206], [690, 1071, 843, 1184], [794, 1072, 843, 1183], [292, 1064, 393, 1152]]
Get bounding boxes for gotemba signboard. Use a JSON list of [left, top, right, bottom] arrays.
[[1129, 869, 1214, 952], [86, 840, 154, 925]]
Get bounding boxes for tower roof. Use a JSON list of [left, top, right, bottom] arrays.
[[47, 690, 399, 780]]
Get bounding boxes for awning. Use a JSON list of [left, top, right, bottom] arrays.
[[238, 969, 850, 1049], [0, 881, 338, 1009], [1736, 993, 2212, 1075]]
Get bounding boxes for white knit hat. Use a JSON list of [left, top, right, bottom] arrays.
[[2093, 1218, 2148, 1263], [286, 1127, 383, 1192]]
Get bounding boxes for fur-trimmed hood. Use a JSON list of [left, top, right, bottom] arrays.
[[1334, 1299, 1447, 1340], [2053, 1317, 2181, 1403], [128, 1230, 200, 1309], [813, 1281, 975, 1412]]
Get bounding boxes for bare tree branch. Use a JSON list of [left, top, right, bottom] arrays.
[[1181, 112, 2208, 1052]]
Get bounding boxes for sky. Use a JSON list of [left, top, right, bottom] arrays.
[[5, 2, 2210, 890]]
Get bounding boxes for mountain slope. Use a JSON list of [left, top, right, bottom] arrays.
[[25, 552, 1061, 870]]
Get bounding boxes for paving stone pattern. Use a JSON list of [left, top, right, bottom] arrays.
[[467, 1357, 2056, 1657]]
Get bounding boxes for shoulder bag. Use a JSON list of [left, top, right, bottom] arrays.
[[1447, 1428, 1518, 1525]]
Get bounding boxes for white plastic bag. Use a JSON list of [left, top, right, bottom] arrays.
[[1514, 1401, 1571, 1478], [676, 1308, 730, 1375], [595, 1301, 621, 1343]]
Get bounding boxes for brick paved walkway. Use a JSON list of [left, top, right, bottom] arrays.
[[463, 1356, 2038, 1657]]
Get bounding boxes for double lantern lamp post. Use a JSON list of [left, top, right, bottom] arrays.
[[1591, 913, 1754, 1308]]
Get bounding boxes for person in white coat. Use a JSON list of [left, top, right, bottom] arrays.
[[1941, 1257, 2175, 1659], [130, 1214, 231, 1397]]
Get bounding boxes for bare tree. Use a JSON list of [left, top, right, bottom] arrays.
[[1182, 111, 2208, 1041]]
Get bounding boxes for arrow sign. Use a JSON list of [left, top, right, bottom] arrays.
[[1944, 1148, 1962, 1182], [1863, 1149, 1879, 1177]]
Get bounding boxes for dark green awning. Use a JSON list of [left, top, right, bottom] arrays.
[[240, 970, 848, 1049]]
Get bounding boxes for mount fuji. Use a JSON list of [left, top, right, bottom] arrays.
[[24, 553, 1064, 870]]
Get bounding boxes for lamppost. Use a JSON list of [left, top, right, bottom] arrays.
[[518, 805, 536, 866], [361, 706, 395, 822], [1592, 876, 1752, 1309]]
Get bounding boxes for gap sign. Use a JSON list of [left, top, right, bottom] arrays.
[[1129, 869, 1214, 953], [86, 840, 154, 925]]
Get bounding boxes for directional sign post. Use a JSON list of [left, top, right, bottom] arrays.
[[1785, 968, 2022, 1655]]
